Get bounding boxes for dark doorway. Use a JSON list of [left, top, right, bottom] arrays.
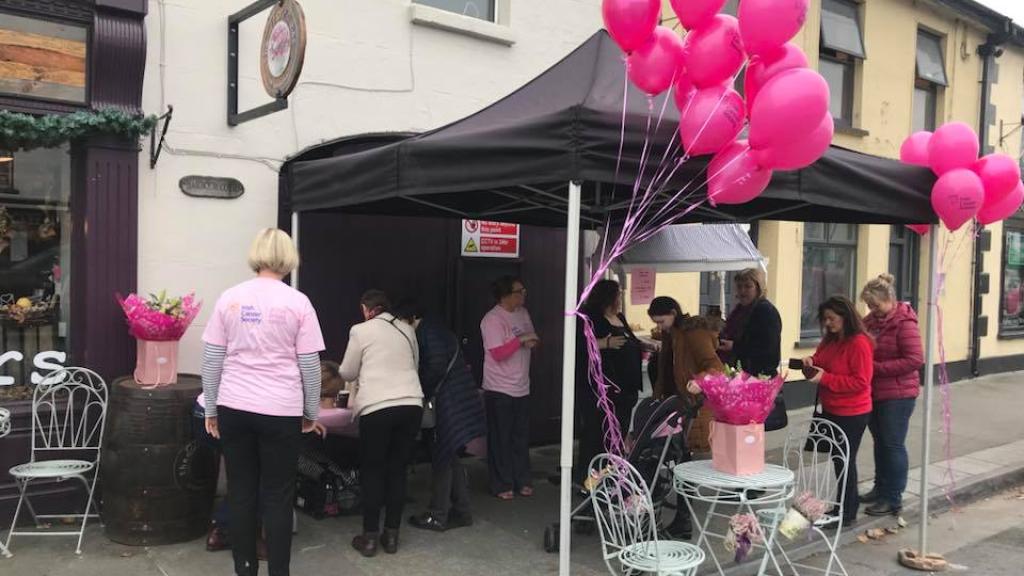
[[889, 225, 920, 310]]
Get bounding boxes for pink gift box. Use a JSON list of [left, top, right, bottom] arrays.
[[711, 422, 765, 476], [135, 339, 179, 387]]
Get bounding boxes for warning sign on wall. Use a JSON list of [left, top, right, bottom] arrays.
[[462, 220, 519, 258]]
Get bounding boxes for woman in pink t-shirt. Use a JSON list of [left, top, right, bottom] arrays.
[[201, 228, 325, 576]]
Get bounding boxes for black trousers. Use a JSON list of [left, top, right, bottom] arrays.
[[484, 391, 532, 494], [575, 390, 638, 483], [358, 405, 423, 533], [429, 457, 471, 523], [219, 406, 302, 576], [821, 410, 870, 522]]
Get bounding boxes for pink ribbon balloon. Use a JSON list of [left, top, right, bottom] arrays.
[[906, 224, 931, 235], [744, 43, 808, 113], [738, 0, 810, 56], [603, 0, 662, 53], [682, 15, 745, 88], [669, 0, 726, 30], [928, 122, 979, 176], [748, 68, 830, 149], [627, 26, 684, 95], [973, 153, 1021, 206], [977, 181, 1024, 226], [931, 168, 984, 231], [680, 85, 746, 156], [899, 131, 933, 167], [708, 140, 773, 205], [752, 113, 833, 170]]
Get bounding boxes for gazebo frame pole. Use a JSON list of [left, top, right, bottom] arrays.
[[558, 181, 582, 576], [291, 212, 300, 288], [917, 225, 939, 554]]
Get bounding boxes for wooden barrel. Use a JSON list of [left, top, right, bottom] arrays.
[[101, 374, 219, 546]]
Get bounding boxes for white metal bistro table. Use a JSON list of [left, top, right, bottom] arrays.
[[0, 407, 11, 558], [674, 460, 795, 576]]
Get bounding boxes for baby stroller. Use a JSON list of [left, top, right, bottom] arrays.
[[542, 394, 698, 553]]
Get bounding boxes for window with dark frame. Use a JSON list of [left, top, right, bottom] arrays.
[[414, 0, 496, 22], [0, 12, 89, 105], [888, 225, 920, 311], [913, 30, 946, 134], [801, 223, 859, 339], [1000, 212, 1024, 337], [819, 0, 865, 127]]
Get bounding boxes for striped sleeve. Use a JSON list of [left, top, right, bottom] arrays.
[[299, 352, 322, 421], [201, 343, 227, 418]]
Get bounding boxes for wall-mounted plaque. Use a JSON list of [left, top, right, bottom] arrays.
[[179, 176, 244, 199]]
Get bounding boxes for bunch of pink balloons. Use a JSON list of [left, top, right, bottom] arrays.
[[603, 0, 831, 206], [899, 123, 1023, 231]]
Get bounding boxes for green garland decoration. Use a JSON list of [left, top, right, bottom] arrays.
[[0, 108, 158, 151]]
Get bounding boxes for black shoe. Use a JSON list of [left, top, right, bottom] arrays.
[[409, 512, 448, 532], [860, 488, 879, 503], [817, 515, 856, 531], [664, 514, 693, 540], [864, 502, 902, 517], [448, 510, 474, 529], [352, 532, 378, 557], [380, 529, 400, 554]]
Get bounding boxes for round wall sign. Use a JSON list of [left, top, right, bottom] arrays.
[[260, 0, 307, 99]]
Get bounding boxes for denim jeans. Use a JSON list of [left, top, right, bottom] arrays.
[[869, 398, 916, 507]]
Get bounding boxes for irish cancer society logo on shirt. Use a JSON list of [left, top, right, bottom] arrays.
[[241, 305, 263, 325]]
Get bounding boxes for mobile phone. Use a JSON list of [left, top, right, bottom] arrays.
[[787, 358, 804, 370]]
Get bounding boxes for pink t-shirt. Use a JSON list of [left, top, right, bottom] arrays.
[[202, 277, 325, 417], [480, 305, 535, 397]]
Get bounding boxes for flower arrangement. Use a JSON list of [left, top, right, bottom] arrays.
[[696, 364, 785, 425], [118, 291, 201, 341], [778, 491, 828, 540], [724, 513, 764, 562]]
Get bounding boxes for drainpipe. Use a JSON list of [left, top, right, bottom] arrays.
[[972, 31, 1008, 376]]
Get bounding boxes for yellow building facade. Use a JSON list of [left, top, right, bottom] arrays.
[[629, 0, 1024, 398]]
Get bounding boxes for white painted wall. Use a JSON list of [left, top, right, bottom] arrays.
[[138, 0, 603, 372]]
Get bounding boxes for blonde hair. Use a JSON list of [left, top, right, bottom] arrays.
[[247, 228, 299, 276], [733, 268, 766, 299], [861, 273, 897, 306]]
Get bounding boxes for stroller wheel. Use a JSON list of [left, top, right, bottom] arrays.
[[543, 524, 559, 553]]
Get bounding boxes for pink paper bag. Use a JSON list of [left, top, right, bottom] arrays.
[[711, 422, 765, 476], [135, 339, 179, 387]]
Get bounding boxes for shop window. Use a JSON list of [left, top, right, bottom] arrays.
[[0, 147, 71, 394], [913, 30, 945, 133], [819, 0, 864, 128], [1000, 213, 1024, 337], [0, 12, 89, 104], [414, 0, 496, 21], [801, 223, 858, 339], [888, 225, 919, 310]]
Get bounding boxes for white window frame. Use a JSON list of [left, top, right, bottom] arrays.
[[410, 0, 515, 46]]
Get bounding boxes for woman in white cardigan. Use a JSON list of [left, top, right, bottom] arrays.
[[340, 289, 423, 558]]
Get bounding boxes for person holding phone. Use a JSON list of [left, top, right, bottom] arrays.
[[574, 279, 643, 483], [802, 296, 874, 529]]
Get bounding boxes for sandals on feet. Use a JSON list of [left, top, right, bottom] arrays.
[[519, 486, 534, 497], [496, 491, 514, 500]]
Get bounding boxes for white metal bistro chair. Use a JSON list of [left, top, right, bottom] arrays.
[[0, 406, 11, 558], [758, 417, 852, 576], [4, 368, 108, 555], [590, 453, 705, 576]]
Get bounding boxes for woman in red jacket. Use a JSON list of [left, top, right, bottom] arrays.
[[802, 296, 874, 528], [859, 274, 923, 517]]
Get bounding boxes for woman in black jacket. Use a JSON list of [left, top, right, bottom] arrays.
[[394, 300, 486, 532], [718, 268, 787, 431], [575, 279, 643, 483]]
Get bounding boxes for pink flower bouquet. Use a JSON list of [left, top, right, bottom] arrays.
[[117, 291, 201, 341], [696, 365, 785, 425]]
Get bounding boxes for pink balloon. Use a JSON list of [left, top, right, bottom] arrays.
[[752, 113, 833, 170], [744, 43, 808, 113], [899, 131, 933, 167], [931, 168, 984, 231], [739, 0, 809, 56], [673, 73, 696, 111], [627, 26, 684, 95], [708, 140, 773, 205], [928, 122, 979, 176], [906, 224, 931, 235], [679, 86, 745, 156], [669, 0, 726, 30], [748, 68, 830, 149], [603, 0, 662, 53], [978, 181, 1024, 226], [682, 15, 745, 88], [973, 153, 1022, 205]]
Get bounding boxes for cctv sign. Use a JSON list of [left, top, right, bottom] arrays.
[[461, 220, 519, 258]]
